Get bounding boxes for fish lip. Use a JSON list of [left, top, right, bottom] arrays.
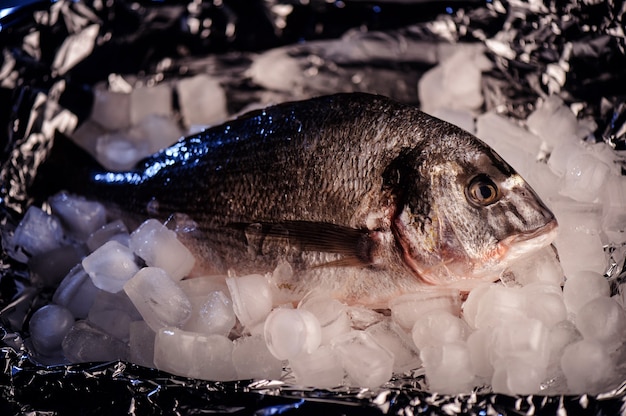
[[504, 217, 558, 249], [400, 218, 559, 286], [477, 217, 558, 276]]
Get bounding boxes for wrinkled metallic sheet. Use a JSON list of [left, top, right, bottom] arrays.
[[1, 0, 626, 414]]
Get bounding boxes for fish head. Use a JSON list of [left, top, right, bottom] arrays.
[[389, 125, 558, 289]]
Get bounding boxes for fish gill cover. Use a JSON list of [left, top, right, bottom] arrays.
[[0, 0, 626, 415]]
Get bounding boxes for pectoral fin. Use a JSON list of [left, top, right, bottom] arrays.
[[229, 220, 377, 267]]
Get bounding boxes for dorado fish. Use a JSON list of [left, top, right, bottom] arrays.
[[34, 93, 557, 307]]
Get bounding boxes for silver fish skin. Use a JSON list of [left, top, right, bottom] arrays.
[[39, 93, 557, 307]]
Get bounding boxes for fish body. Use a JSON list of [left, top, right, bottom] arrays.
[[37, 93, 557, 307]]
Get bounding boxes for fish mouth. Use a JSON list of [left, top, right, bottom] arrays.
[[400, 218, 559, 287], [468, 217, 559, 280], [496, 218, 559, 264]]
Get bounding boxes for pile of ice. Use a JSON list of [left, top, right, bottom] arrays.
[[5, 57, 626, 394], [72, 73, 228, 171], [8, 158, 626, 395], [11, 200, 413, 386]]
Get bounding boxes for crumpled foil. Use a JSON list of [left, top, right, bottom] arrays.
[[1, 0, 626, 414]]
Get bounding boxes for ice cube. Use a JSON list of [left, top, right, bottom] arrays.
[[129, 219, 195, 281], [98, 288, 142, 320], [164, 215, 226, 278], [546, 320, 582, 379], [71, 119, 106, 156], [153, 327, 237, 381], [183, 291, 236, 336], [464, 285, 526, 329], [551, 199, 606, 277], [490, 318, 551, 368], [420, 342, 475, 394], [475, 112, 542, 178], [331, 331, 394, 389], [87, 290, 141, 341], [467, 328, 494, 379], [411, 310, 470, 350], [526, 95, 581, 149], [270, 260, 294, 291], [129, 83, 173, 125], [178, 275, 229, 298], [525, 161, 561, 203], [264, 308, 321, 360], [129, 320, 155, 368], [86, 220, 130, 252], [389, 288, 462, 330], [366, 319, 421, 373], [346, 306, 385, 330], [289, 345, 344, 388], [232, 335, 282, 380], [133, 114, 182, 154], [48, 192, 107, 240], [418, 46, 490, 114], [520, 283, 567, 327], [90, 88, 131, 131], [560, 339, 616, 394], [53, 265, 101, 318], [547, 141, 586, 177], [123, 267, 192, 332], [586, 141, 621, 175], [506, 246, 564, 287], [29, 244, 87, 287], [548, 320, 582, 358], [460, 283, 490, 329], [226, 274, 273, 328], [62, 320, 129, 363], [551, 198, 603, 234], [247, 319, 268, 337], [177, 74, 227, 127], [491, 356, 546, 395], [556, 230, 606, 277], [248, 48, 303, 93], [575, 297, 626, 350], [96, 132, 150, 171], [601, 175, 626, 240], [8, 206, 64, 262], [616, 283, 626, 310], [298, 292, 351, 345], [560, 153, 610, 203], [562, 271, 610, 314], [82, 240, 140, 293], [29, 304, 75, 356]]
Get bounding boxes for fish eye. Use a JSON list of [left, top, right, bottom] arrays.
[[466, 175, 500, 206]]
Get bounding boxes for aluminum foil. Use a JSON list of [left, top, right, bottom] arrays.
[[1, 0, 626, 414]]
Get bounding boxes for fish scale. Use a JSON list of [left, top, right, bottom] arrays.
[[33, 93, 557, 306]]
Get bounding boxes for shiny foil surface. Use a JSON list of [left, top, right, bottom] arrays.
[[1, 1, 626, 414]]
